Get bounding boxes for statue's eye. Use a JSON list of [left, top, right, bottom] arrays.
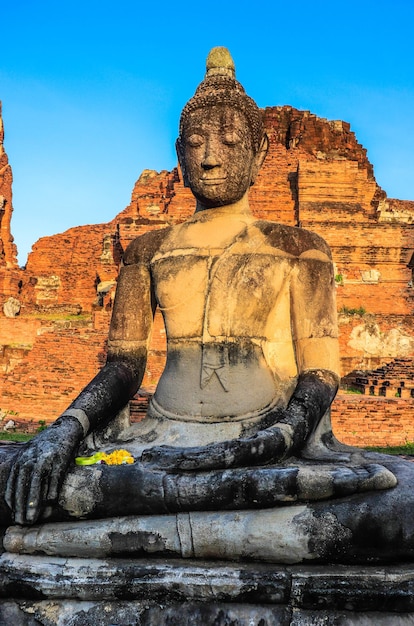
[[187, 134, 204, 148], [223, 132, 241, 146]]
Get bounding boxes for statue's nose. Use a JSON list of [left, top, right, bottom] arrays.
[[201, 143, 222, 169]]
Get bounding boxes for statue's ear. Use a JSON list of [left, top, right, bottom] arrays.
[[251, 132, 269, 184], [176, 138, 189, 187]]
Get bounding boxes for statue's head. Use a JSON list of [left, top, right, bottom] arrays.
[[176, 47, 268, 209]]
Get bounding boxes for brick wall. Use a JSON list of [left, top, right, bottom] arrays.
[[332, 392, 414, 447], [0, 317, 41, 345], [0, 323, 107, 423]]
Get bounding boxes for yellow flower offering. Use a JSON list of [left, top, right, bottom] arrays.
[[104, 449, 135, 465], [75, 449, 134, 466]]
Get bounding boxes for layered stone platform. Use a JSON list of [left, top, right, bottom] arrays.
[[1, 555, 414, 625]]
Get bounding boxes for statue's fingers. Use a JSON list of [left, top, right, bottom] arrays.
[[4, 462, 18, 512], [46, 456, 67, 503], [174, 430, 288, 470], [46, 474, 59, 504], [175, 445, 229, 469], [24, 464, 47, 525], [141, 444, 223, 469], [171, 444, 236, 470], [13, 462, 35, 525], [141, 446, 185, 466]]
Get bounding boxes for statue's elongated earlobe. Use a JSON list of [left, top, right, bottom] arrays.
[[251, 132, 269, 184], [176, 138, 189, 187]]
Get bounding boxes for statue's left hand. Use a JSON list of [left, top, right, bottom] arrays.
[[5, 417, 84, 525]]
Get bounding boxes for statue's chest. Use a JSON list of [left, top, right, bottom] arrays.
[[150, 249, 294, 339]]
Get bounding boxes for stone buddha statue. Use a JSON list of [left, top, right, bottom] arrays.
[[2, 48, 414, 565]]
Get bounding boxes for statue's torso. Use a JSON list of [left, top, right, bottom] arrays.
[[151, 215, 298, 420], [106, 208, 339, 453]]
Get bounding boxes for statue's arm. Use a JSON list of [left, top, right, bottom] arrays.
[[6, 257, 155, 524]]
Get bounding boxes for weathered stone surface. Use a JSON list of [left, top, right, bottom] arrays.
[[1, 601, 413, 625], [1, 556, 414, 624]]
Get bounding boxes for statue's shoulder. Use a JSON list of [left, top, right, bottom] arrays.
[[122, 227, 172, 265], [254, 220, 332, 260]]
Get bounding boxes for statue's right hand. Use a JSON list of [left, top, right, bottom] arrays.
[[5, 417, 84, 525]]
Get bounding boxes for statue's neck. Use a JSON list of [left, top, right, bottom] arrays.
[[194, 194, 252, 219]]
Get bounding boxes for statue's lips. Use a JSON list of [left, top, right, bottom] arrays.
[[199, 177, 227, 185]]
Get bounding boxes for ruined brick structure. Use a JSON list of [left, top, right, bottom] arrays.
[[0, 103, 21, 314], [342, 358, 414, 399], [0, 104, 413, 445], [0, 103, 18, 270]]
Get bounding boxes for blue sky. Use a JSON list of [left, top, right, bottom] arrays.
[[1, 0, 413, 264]]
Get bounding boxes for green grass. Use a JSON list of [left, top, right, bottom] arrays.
[[339, 306, 366, 316], [23, 313, 92, 322], [343, 387, 363, 394], [0, 431, 33, 442], [365, 442, 414, 455]]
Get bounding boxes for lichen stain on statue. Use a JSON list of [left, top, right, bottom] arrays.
[[3, 47, 414, 566]]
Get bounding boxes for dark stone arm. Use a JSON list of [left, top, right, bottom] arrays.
[[4, 356, 144, 525], [277, 368, 339, 453], [141, 369, 339, 470], [62, 355, 145, 436], [5, 248, 155, 525]]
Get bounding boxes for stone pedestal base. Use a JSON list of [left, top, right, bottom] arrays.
[[1, 554, 414, 624]]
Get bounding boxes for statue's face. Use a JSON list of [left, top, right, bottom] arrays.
[[179, 105, 257, 208]]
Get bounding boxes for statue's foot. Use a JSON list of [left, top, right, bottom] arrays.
[[295, 462, 396, 501]]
